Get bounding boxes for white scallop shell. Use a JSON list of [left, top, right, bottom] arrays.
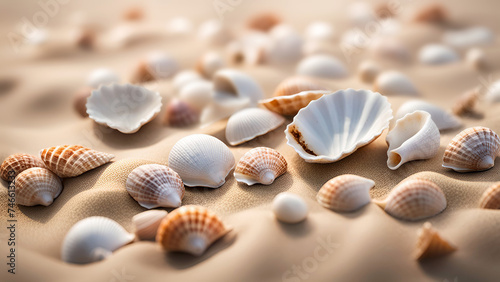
[[485, 80, 500, 102], [265, 24, 304, 64], [374, 71, 418, 96], [61, 216, 135, 264], [395, 100, 462, 131], [86, 84, 162, 134], [178, 80, 213, 111], [443, 27, 494, 49], [419, 44, 459, 65], [172, 70, 204, 92], [198, 19, 231, 46], [296, 54, 348, 79], [272, 192, 308, 224], [132, 210, 168, 240], [226, 108, 285, 146], [86, 68, 120, 88], [285, 89, 393, 163], [168, 134, 235, 188]]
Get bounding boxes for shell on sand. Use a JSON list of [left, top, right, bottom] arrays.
[[234, 147, 287, 185], [317, 174, 375, 212], [479, 182, 500, 209], [259, 90, 330, 116], [414, 222, 456, 260], [0, 153, 46, 181], [272, 76, 327, 97], [14, 167, 62, 206], [132, 210, 168, 240], [225, 108, 285, 146], [272, 192, 308, 224]]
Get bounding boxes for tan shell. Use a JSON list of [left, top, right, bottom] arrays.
[[317, 175, 375, 212], [414, 222, 456, 260], [247, 12, 281, 32], [374, 178, 447, 221], [73, 87, 92, 118], [442, 127, 500, 172], [412, 4, 447, 23], [14, 167, 62, 206], [40, 145, 115, 178], [358, 61, 381, 84], [132, 210, 168, 240], [162, 98, 199, 127], [259, 90, 330, 116], [273, 76, 327, 97], [234, 147, 287, 185], [452, 87, 480, 116], [479, 182, 500, 209], [1, 153, 46, 181], [156, 205, 230, 256]]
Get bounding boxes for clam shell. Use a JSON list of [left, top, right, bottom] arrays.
[[285, 89, 393, 163], [419, 44, 459, 65], [168, 134, 235, 188], [172, 70, 204, 92], [247, 12, 281, 32], [396, 100, 461, 131], [198, 19, 231, 46], [40, 145, 115, 178], [317, 174, 375, 212], [14, 167, 62, 206], [62, 216, 135, 264], [452, 87, 480, 116], [1, 153, 46, 181], [162, 98, 199, 127], [234, 147, 287, 185], [126, 164, 185, 209], [414, 222, 456, 261], [296, 54, 348, 79], [373, 71, 418, 96], [479, 182, 500, 209], [132, 210, 168, 240], [213, 69, 264, 105], [358, 60, 381, 84], [156, 205, 230, 256], [412, 4, 447, 23], [442, 127, 500, 172], [386, 111, 440, 170], [272, 76, 327, 97], [73, 87, 92, 118], [131, 52, 179, 83], [86, 83, 162, 134], [259, 90, 330, 116], [465, 48, 486, 70], [225, 108, 285, 146], [443, 27, 494, 49], [374, 178, 447, 221], [178, 80, 213, 111], [272, 192, 308, 224], [196, 51, 226, 79], [86, 68, 120, 89]]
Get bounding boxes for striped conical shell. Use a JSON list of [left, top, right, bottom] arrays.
[[273, 76, 327, 97], [14, 167, 62, 206], [163, 98, 199, 127], [259, 90, 330, 116], [414, 222, 456, 260], [126, 164, 185, 209], [234, 147, 287, 185], [317, 174, 375, 212], [40, 145, 115, 178], [442, 127, 500, 172], [479, 182, 500, 209], [156, 205, 230, 256], [132, 210, 168, 240], [1, 153, 46, 181]]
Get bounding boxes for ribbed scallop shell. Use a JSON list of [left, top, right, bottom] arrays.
[[1, 153, 46, 181], [62, 216, 135, 264], [418, 44, 459, 65], [442, 127, 500, 172], [162, 98, 199, 127], [317, 174, 375, 212], [374, 178, 447, 221], [168, 134, 235, 188], [14, 167, 62, 206], [285, 89, 393, 163], [259, 90, 330, 116], [373, 71, 418, 96], [395, 100, 461, 131], [273, 76, 327, 97], [126, 164, 185, 209], [234, 147, 287, 185], [296, 54, 348, 79], [414, 222, 456, 260], [225, 108, 285, 146], [132, 210, 168, 240], [479, 182, 500, 209], [156, 205, 230, 256], [40, 145, 115, 178]]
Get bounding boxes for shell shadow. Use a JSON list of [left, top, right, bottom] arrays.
[[0, 77, 16, 96], [93, 120, 171, 149], [182, 172, 235, 209], [418, 257, 484, 282], [237, 172, 294, 201], [276, 217, 314, 238]]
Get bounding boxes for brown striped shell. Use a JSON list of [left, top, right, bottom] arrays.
[[273, 76, 327, 97], [479, 182, 500, 209], [259, 90, 330, 116], [162, 98, 199, 127], [414, 222, 456, 260], [132, 210, 168, 240], [40, 145, 115, 178], [1, 153, 46, 182], [317, 175, 375, 212], [14, 167, 62, 206], [234, 147, 287, 185]]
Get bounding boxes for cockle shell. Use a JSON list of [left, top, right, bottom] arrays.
[[213, 69, 264, 105], [442, 127, 500, 172], [247, 12, 281, 32], [131, 52, 179, 83], [396, 100, 461, 131], [1, 153, 46, 181], [172, 70, 204, 92], [414, 222, 456, 261], [234, 147, 287, 185], [272, 76, 327, 97], [178, 80, 213, 111], [156, 205, 230, 256], [225, 108, 285, 146], [443, 27, 494, 49], [466, 48, 486, 70], [196, 51, 226, 79], [259, 90, 330, 116], [272, 192, 308, 224], [162, 98, 199, 127], [40, 145, 115, 178], [126, 164, 185, 209], [373, 71, 418, 96], [132, 210, 168, 240], [452, 87, 480, 116], [373, 178, 447, 221], [485, 80, 500, 102], [62, 216, 135, 264], [86, 68, 120, 89], [296, 54, 348, 79], [316, 175, 375, 212], [168, 134, 235, 188], [386, 111, 440, 170], [479, 182, 500, 209], [419, 44, 459, 65], [412, 4, 447, 23], [73, 87, 92, 118], [358, 60, 381, 84], [285, 89, 393, 163], [14, 167, 62, 206], [198, 19, 231, 46], [86, 83, 162, 134]]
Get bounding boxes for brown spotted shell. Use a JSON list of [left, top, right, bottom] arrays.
[[273, 76, 327, 97], [259, 90, 330, 116], [14, 167, 63, 206], [414, 222, 456, 260], [317, 175, 375, 212], [1, 153, 46, 182], [162, 98, 199, 127], [234, 147, 287, 185], [479, 182, 500, 209]]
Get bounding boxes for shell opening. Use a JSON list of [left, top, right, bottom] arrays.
[[388, 151, 403, 170], [39, 192, 54, 206], [187, 236, 208, 256], [260, 170, 276, 185], [478, 155, 495, 170]]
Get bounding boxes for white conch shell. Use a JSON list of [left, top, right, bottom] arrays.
[[285, 89, 393, 163], [395, 100, 461, 131], [373, 71, 418, 96], [485, 80, 500, 102], [132, 210, 168, 240], [386, 111, 440, 170], [14, 167, 62, 206], [86, 68, 120, 88], [296, 54, 348, 79], [272, 192, 308, 224], [259, 90, 330, 116], [317, 174, 375, 212], [172, 70, 204, 92], [465, 48, 486, 70], [225, 108, 285, 146], [168, 134, 235, 188], [61, 216, 135, 264], [418, 44, 459, 65], [86, 83, 162, 134], [443, 27, 494, 49], [178, 80, 213, 111], [234, 147, 287, 185]]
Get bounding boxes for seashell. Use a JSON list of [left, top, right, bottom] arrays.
[[225, 38, 266, 66], [14, 167, 62, 206], [196, 51, 226, 79], [86, 68, 120, 89], [200, 93, 251, 126], [373, 178, 447, 221], [396, 100, 461, 131], [272, 192, 308, 224], [386, 111, 440, 170], [317, 174, 375, 212], [166, 17, 193, 35], [123, 6, 144, 21], [485, 80, 500, 102], [296, 54, 348, 79], [414, 222, 456, 260], [213, 69, 264, 105], [162, 98, 199, 127], [265, 24, 304, 64], [73, 87, 92, 118], [178, 79, 213, 115], [198, 19, 231, 46], [273, 76, 327, 97], [373, 71, 418, 96], [126, 164, 185, 209], [466, 48, 486, 70], [442, 127, 500, 172], [412, 4, 447, 23], [259, 90, 330, 116], [172, 70, 204, 92], [348, 2, 376, 27], [443, 27, 494, 49], [285, 89, 393, 163], [168, 134, 235, 188], [234, 147, 287, 185], [247, 12, 281, 32], [225, 108, 285, 146], [62, 216, 135, 264], [479, 182, 500, 209], [358, 60, 381, 84], [86, 83, 162, 134], [369, 38, 410, 62], [131, 52, 179, 83], [1, 153, 46, 182], [305, 21, 335, 43], [132, 210, 168, 240], [419, 44, 459, 65], [156, 205, 230, 256], [73, 28, 95, 49], [452, 87, 480, 116], [40, 145, 115, 178]]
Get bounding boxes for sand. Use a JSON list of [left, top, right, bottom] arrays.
[[1, 0, 500, 281]]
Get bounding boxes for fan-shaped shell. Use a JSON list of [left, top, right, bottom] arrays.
[[234, 147, 287, 185], [285, 89, 393, 163], [86, 83, 162, 134], [395, 100, 461, 131], [14, 167, 62, 206], [168, 134, 235, 188], [126, 164, 185, 209], [62, 216, 135, 264], [156, 205, 230, 256], [213, 69, 263, 105], [132, 210, 168, 240], [414, 222, 456, 260], [479, 182, 500, 209], [1, 153, 46, 181], [296, 54, 348, 79], [317, 174, 375, 212], [86, 68, 120, 88], [373, 71, 418, 96], [272, 192, 308, 224], [442, 127, 500, 172], [419, 44, 459, 65], [273, 76, 327, 97], [40, 145, 115, 178], [162, 98, 199, 127], [178, 80, 213, 111], [259, 90, 330, 116], [225, 108, 285, 146]]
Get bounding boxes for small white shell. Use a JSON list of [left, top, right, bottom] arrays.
[[163, 98, 200, 127], [86, 68, 120, 89], [395, 100, 461, 131], [213, 69, 264, 105], [272, 192, 308, 224], [265, 24, 304, 64], [305, 21, 335, 42], [485, 80, 500, 102], [166, 17, 193, 35], [358, 60, 381, 84], [226, 108, 285, 146], [178, 80, 213, 111], [374, 71, 418, 96], [465, 48, 486, 70], [172, 70, 204, 92], [443, 27, 494, 49], [196, 51, 226, 79], [296, 54, 348, 79], [132, 210, 168, 241], [198, 19, 231, 46], [419, 44, 459, 65]]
